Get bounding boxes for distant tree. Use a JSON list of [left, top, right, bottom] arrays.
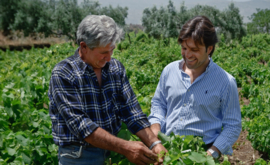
[[52, 0, 84, 40], [99, 5, 128, 27], [10, 0, 52, 37], [142, 1, 246, 42], [175, 2, 190, 29], [187, 5, 222, 26], [219, 3, 246, 41], [142, 0, 178, 40], [247, 8, 270, 34], [0, 0, 128, 41], [0, 0, 21, 35]]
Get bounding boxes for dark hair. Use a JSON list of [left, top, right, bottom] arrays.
[[178, 16, 218, 57]]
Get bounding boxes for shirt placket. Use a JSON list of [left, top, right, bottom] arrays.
[[178, 72, 191, 130]]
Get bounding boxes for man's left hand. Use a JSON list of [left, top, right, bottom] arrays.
[[152, 143, 168, 165]]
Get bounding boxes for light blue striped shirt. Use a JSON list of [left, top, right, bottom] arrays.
[[148, 58, 241, 155]]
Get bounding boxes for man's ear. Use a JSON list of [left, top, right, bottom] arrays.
[[80, 42, 88, 54], [207, 45, 213, 55]]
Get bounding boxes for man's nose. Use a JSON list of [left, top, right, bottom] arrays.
[[184, 49, 191, 58], [105, 52, 112, 62]]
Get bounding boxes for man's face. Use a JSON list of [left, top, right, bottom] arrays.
[[181, 38, 213, 72], [80, 43, 115, 70]]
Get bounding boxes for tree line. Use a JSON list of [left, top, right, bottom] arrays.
[[142, 0, 270, 42], [0, 0, 128, 41], [0, 0, 269, 42]]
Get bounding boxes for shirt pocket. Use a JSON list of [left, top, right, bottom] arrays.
[[194, 91, 221, 118]]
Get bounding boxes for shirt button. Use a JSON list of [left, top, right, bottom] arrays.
[[180, 118, 183, 121], [184, 104, 186, 107]]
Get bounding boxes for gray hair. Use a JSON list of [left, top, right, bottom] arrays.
[[76, 15, 124, 49]]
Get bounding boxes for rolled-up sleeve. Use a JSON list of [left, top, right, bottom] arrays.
[[213, 78, 242, 155], [148, 70, 167, 132], [118, 64, 150, 134], [49, 70, 98, 140]]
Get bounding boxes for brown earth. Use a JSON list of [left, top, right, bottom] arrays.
[[0, 31, 67, 51], [220, 88, 268, 164]]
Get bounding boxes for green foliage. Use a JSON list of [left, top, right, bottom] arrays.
[[218, 3, 246, 41], [142, 1, 246, 42], [1, 33, 270, 164], [0, 0, 128, 40], [0, 0, 20, 35], [142, 0, 178, 40], [0, 43, 75, 164], [247, 8, 270, 34], [254, 158, 269, 165], [157, 132, 217, 165]]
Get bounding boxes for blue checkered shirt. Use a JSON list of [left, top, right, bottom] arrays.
[[48, 49, 150, 146]]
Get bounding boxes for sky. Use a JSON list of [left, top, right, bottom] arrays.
[[79, 0, 270, 24]]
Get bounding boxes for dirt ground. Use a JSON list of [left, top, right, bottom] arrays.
[[223, 89, 269, 165], [0, 31, 67, 51], [220, 130, 261, 165]]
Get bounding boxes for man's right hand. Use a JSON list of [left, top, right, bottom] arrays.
[[123, 141, 158, 165]]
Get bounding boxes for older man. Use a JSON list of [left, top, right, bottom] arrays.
[[48, 15, 166, 165]]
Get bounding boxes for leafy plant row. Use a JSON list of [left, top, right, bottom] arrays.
[[1, 32, 270, 164]]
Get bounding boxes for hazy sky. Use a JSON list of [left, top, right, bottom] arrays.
[[79, 0, 270, 24]]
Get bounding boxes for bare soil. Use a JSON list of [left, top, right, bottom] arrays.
[[221, 89, 269, 164], [0, 31, 67, 51]]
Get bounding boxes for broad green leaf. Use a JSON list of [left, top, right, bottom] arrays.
[[15, 135, 28, 146], [158, 131, 170, 143], [48, 144, 58, 153], [7, 147, 16, 156], [205, 156, 216, 165], [22, 152, 31, 164], [187, 152, 207, 163]]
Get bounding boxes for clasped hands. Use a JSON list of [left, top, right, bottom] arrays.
[[123, 141, 167, 165]]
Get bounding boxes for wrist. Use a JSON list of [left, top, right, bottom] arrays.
[[208, 148, 220, 158], [149, 140, 162, 150]]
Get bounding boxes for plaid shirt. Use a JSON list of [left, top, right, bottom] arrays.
[[48, 48, 150, 146]]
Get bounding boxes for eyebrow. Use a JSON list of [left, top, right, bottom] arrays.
[[101, 46, 115, 53], [181, 44, 199, 50]]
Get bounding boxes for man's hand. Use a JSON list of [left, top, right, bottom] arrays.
[[207, 146, 221, 158], [152, 143, 168, 165], [123, 141, 157, 165]]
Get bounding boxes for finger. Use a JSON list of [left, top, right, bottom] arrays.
[[138, 160, 147, 165], [141, 154, 157, 164], [143, 149, 158, 160]]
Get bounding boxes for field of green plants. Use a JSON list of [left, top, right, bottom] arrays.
[[0, 32, 270, 165]]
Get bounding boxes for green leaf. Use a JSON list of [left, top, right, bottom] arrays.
[[48, 144, 58, 153], [15, 134, 28, 146], [187, 152, 207, 163], [7, 147, 16, 156], [158, 131, 171, 143], [205, 156, 216, 165], [22, 152, 31, 164]]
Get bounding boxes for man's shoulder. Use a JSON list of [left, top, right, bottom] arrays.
[[108, 58, 125, 73], [163, 60, 183, 71], [210, 62, 236, 83], [52, 53, 82, 78]]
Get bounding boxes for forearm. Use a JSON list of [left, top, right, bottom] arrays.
[[84, 127, 129, 155], [136, 127, 160, 147], [150, 123, 161, 137]]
